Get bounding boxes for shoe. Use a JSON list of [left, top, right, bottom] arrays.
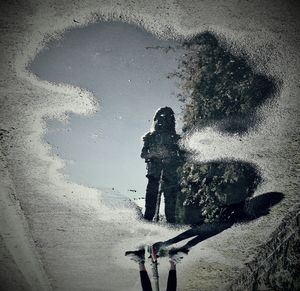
[[125, 247, 145, 263], [168, 247, 189, 264]]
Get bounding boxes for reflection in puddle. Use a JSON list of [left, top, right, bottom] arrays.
[[30, 21, 186, 206], [30, 23, 279, 225]]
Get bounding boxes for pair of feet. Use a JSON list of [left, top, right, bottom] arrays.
[[125, 243, 189, 264]]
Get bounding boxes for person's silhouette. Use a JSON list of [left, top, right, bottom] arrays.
[[141, 107, 182, 223]]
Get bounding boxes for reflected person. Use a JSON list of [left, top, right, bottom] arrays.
[[141, 107, 182, 223]]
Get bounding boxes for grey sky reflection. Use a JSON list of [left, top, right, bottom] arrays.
[[30, 21, 185, 199]]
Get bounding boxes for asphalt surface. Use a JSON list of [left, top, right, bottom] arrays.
[[0, 0, 299, 290]]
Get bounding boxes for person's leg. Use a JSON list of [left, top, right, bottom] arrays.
[[162, 166, 180, 223], [182, 222, 233, 249], [154, 222, 232, 252], [162, 228, 204, 247], [166, 262, 177, 291], [166, 248, 189, 291], [163, 180, 179, 224], [139, 263, 153, 291], [125, 248, 153, 291], [152, 228, 199, 253], [144, 176, 160, 221]]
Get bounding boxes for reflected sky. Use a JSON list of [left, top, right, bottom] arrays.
[[30, 21, 185, 199]]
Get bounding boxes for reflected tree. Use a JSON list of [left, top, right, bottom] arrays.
[[176, 160, 261, 225], [173, 32, 277, 134]]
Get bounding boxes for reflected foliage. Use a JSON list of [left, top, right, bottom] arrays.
[[175, 161, 261, 224], [174, 32, 276, 134]]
